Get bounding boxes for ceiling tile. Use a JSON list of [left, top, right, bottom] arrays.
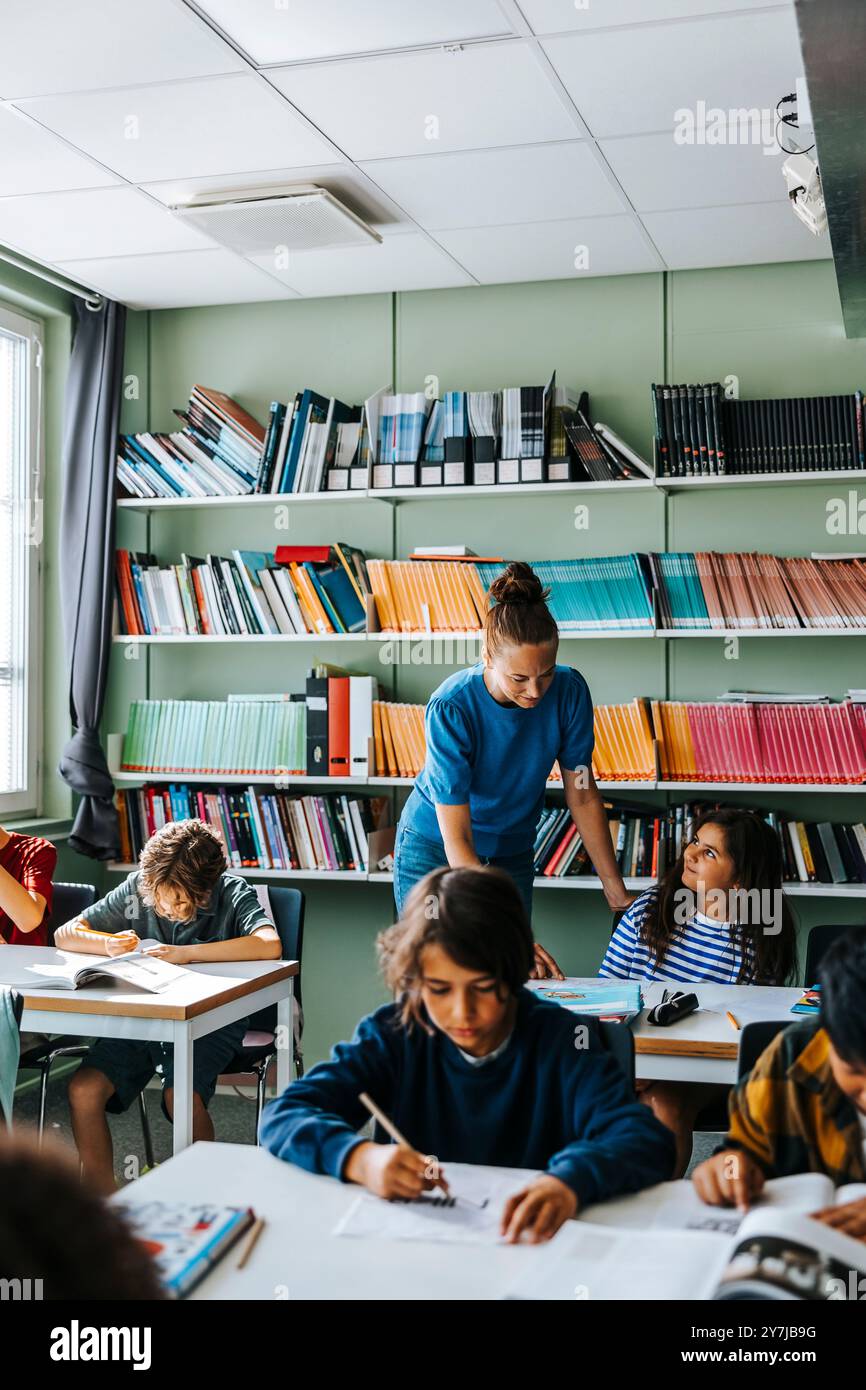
[[0, 187, 209, 261], [521, 0, 788, 37], [17, 75, 336, 183], [642, 200, 833, 270], [250, 232, 474, 297], [434, 215, 661, 282], [601, 131, 794, 213], [142, 165, 412, 233], [268, 42, 578, 160], [0, 107, 117, 197], [360, 141, 626, 229], [542, 9, 804, 139], [56, 249, 297, 310], [196, 0, 512, 65], [0, 0, 243, 99]]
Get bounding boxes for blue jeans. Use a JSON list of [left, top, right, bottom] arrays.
[[392, 818, 535, 922]]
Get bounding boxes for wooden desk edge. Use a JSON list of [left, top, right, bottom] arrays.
[[18, 960, 299, 1021], [635, 1036, 738, 1059]]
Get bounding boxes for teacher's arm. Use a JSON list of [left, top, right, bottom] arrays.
[[562, 767, 635, 912], [434, 803, 483, 868]]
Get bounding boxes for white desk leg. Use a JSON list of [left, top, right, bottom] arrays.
[[276, 981, 293, 1096], [172, 1020, 194, 1156]]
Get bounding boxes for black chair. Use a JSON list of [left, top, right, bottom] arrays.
[[2, 987, 23, 1131], [804, 924, 852, 986], [138, 886, 305, 1159], [598, 1018, 635, 1090], [737, 1020, 788, 1081], [16, 882, 98, 1140]]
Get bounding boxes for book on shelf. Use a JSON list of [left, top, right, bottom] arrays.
[[117, 385, 266, 500], [115, 543, 370, 637], [652, 382, 866, 478], [116, 785, 390, 873], [535, 795, 866, 886]]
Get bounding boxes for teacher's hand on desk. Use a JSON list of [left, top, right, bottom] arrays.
[[529, 942, 565, 980]]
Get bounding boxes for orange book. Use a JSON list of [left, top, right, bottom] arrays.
[[291, 563, 334, 634], [379, 705, 399, 776], [115, 551, 142, 635], [372, 700, 385, 776], [285, 563, 316, 633], [327, 677, 350, 777], [390, 705, 411, 777]]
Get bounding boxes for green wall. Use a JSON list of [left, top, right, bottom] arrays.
[[104, 259, 866, 1065]]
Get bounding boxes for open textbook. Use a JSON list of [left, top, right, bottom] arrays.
[[334, 1162, 542, 1245], [22, 949, 189, 993], [508, 1175, 866, 1301]]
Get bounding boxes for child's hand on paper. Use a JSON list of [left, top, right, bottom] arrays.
[[810, 1196, 866, 1242], [344, 1141, 450, 1201], [500, 1175, 578, 1243], [141, 942, 189, 965], [105, 931, 140, 957], [691, 1149, 766, 1211]]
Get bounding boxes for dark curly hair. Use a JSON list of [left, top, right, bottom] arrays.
[[377, 865, 534, 1031], [0, 1129, 166, 1300]]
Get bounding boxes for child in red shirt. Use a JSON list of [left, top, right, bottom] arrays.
[[0, 826, 56, 947]]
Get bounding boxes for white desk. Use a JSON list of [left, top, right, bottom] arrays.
[[2, 947, 297, 1154], [539, 978, 804, 1084], [114, 1142, 571, 1300]]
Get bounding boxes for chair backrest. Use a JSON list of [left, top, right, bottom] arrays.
[[610, 909, 625, 937], [597, 1019, 636, 1089], [47, 882, 99, 942], [246, 886, 305, 1033], [737, 1020, 788, 1081], [804, 924, 851, 986]]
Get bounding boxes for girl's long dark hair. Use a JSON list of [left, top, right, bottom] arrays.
[[642, 807, 797, 985]]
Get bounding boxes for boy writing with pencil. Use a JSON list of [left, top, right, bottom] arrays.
[[58, 819, 281, 1193], [693, 928, 866, 1240]]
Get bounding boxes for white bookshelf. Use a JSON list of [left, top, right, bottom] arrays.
[[105, 863, 866, 897], [112, 627, 866, 645], [656, 469, 866, 491]]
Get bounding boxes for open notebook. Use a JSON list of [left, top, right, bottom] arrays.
[[21, 950, 188, 993], [508, 1175, 866, 1301]]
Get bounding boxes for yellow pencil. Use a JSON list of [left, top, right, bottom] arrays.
[[726, 1010, 740, 1031]]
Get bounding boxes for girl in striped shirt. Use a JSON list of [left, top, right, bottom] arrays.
[[599, 807, 797, 1175]]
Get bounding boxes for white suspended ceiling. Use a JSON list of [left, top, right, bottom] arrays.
[[0, 0, 830, 308]]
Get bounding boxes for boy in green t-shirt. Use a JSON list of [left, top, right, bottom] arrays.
[[57, 819, 281, 1193]]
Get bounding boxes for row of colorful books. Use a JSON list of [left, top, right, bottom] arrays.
[[118, 691, 866, 786], [604, 696, 866, 784], [115, 381, 658, 500], [535, 799, 866, 883], [120, 678, 423, 781], [116, 545, 866, 636], [115, 544, 369, 637], [116, 386, 267, 500], [116, 785, 390, 873], [652, 383, 865, 478]]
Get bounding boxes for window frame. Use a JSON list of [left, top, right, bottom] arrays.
[[0, 301, 44, 818]]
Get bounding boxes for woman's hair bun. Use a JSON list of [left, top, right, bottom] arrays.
[[488, 560, 549, 607]]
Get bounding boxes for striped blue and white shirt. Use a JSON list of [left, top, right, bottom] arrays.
[[599, 889, 755, 985]]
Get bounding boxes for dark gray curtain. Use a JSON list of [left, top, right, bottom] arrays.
[[58, 298, 126, 859]]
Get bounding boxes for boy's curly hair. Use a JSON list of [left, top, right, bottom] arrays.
[[138, 818, 227, 912]]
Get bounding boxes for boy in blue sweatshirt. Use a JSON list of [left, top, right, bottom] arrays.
[[260, 865, 674, 1242]]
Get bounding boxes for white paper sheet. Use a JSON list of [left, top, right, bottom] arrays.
[[333, 1162, 542, 1245]]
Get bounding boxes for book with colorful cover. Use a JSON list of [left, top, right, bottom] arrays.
[[791, 984, 821, 1015], [116, 1199, 255, 1298], [525, 979, 642, 1023]]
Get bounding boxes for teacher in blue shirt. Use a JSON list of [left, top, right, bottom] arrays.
[[393, 561, 635, 978]]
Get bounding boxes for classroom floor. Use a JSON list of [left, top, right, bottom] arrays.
[[14, 1070, 720, 1185]]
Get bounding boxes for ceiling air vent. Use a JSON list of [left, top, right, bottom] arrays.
[[171, 184, 383, 254]]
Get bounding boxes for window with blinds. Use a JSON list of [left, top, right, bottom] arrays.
[[0, 305, 42, 816]]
